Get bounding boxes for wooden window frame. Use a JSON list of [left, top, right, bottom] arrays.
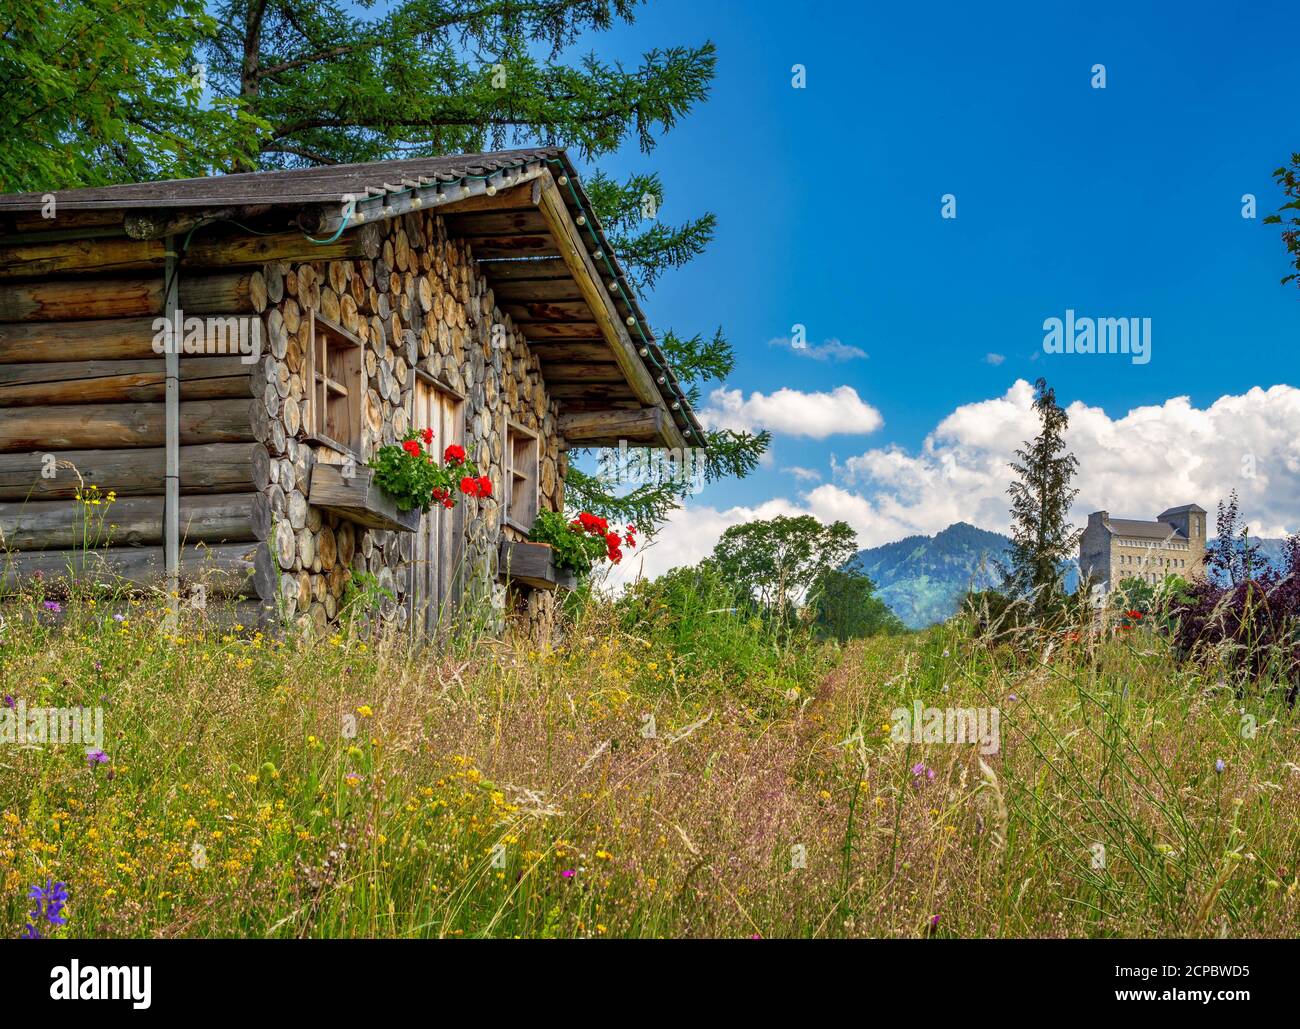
[[503, 420, 540, 533], [304, 311, 365, 459]]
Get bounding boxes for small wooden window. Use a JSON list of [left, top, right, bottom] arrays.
[[504, 422, 539, 531], [305, 312, 364, 455]]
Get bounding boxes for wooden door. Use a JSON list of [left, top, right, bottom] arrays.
[[411, 379, 465, 637]]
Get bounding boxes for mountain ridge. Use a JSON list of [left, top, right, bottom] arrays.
[[857, 522, 1293, 629]]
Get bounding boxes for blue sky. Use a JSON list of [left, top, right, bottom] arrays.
[[545, 0, 1299, 569]]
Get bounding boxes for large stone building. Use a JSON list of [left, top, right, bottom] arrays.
[[1079, 504, 1208, 591]]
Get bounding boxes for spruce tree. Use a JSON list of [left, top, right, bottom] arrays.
[[1006, 378, 1081, 610]]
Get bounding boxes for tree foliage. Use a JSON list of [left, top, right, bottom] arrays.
[[1263, 152, 1300, 290], [0, 0, 263, 191], [710, 515, 859, 623], [811, 560, 905, 642], [1006, 377, 1081, 611]]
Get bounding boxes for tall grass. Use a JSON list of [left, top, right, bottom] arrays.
[[1, 573, 1298, 938]]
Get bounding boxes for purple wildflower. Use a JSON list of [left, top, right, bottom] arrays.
[[911, 762, 935, 783], [2, 694, 13, 708], [86, 749, 109, 767], [560, 869, 575, 878], [23, 879, 69, 938], [42, 601, 61, 613], [1215, 759, 1225, 774]]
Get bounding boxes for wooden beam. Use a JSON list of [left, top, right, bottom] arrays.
[[543, 382, 638, 401], [502, 300, 598, 323], [0, 442, 268, 501], [443, 211, 549, 236], [0, 398, 254, 452], [464, 235, 559, 259], [0, 272, 262, 321], [0, 540, 276, 600], [426, 179, 540, 215], [491, 278, 586, 302], [0, 317, 163, 362], [534, 170, 685, 450], [538, 362, 626, 383], [525, 341, 617, 362], [0, 356, 253, 406], [558, 407, 664, 445], [475, 258, 570, 281], [517, 321, 603, 339], [0, 492, 269, 550]]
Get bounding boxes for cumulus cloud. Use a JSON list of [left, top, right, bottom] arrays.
[[613, 381, 1300, 584], [832, 380, 1300, 544], [785, 465, 823, 482], [698, 385, 884, 438], [769, 335, 868, 362]]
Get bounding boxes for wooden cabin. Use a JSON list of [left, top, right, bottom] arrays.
[[0, 148, 705, 637]]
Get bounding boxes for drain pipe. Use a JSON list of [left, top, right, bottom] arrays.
[[163, 238, 180, 616]]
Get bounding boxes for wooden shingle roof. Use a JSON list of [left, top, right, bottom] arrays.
[[0, 149, 704, 449]]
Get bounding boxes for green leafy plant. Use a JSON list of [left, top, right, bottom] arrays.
[[528, 510, 636, 577], [368, 430, 488, 513]]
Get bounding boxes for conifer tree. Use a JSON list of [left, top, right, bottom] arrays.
[[1006, 378, 1081, 610]]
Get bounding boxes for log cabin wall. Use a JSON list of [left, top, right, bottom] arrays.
[[0, 210, 564, 639], [0, 263, 276, 621]]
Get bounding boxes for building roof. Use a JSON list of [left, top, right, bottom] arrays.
[[1158, 504, 1207, 518], [0, 149, 564, 210], [1107, 518, 1187, 541], [0, 148, 703, 450]]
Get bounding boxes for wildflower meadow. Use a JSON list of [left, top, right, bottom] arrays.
[[2, 571, 1297, 940]]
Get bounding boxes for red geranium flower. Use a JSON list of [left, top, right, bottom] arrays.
[[476, 476, 492, 497], [420, 427, 434, 446], [576, 511, 608, 536], [402, 440, 421, 457], [444, 444, 466, 465], [459, 476, 478, 496]]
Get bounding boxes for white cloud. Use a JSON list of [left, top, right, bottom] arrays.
[[619, 381, 1300, 584], [769, 336, 868, 362], [985, 353, 1005, 365], [785, 465, 823, 482], [698, 385, 884, 438], [832, 380, 1300, 544]]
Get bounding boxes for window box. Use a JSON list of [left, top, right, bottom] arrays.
[[309, 462, 421, 533], [499, 540, 576, 591]]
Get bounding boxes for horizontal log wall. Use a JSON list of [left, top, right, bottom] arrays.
[[0, 259, 269, 604]]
